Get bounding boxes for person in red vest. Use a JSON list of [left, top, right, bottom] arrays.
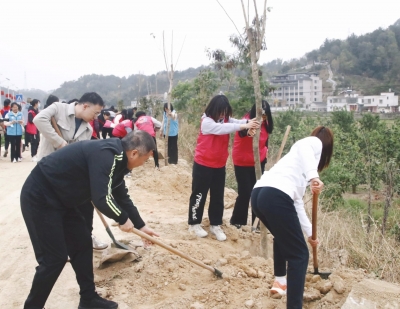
[[113, 109, 127, 125], [134, 111, 162, 169], [89, 119, 100, 140], [1, 99, 11, 157], [230, 100, 274, 229], [112, 119, 133, 139], [26, 99, 41, 162], [188, 94, 260, 241]]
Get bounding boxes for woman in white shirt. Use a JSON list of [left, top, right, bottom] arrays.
[[251, 126, 333, 309]]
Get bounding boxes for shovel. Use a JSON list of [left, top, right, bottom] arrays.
[[92, 202, 132, 251], [311, 193, 331, 279], [130, 227, 223, 278]]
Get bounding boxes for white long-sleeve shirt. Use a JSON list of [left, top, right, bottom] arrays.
[[200, 114, 247, 135], [254, 136, 322, 237]]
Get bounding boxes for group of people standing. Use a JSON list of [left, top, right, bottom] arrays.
[[16, 90, 334, 309], [187, 94, 334, 309], [0, 98, 41, 162]]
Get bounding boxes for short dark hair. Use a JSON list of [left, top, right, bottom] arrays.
[[4, 99, 11, 107], [45, 94, 59, 108], [68, 98, 79, 104], [311, 126, 334, 172], [30, 99, 40, 107], [135, 111, 146, 118], [10, 102, 19, 109], [204, 95, 232, 122], [163, 103, 174, 112], [103, 111, 110, 116], [121, 130, 156, 156], [120, 109, 128, 118], [127, 108, 134, 120], [78, 92, 104, 106], [249, 100, 274, 133]]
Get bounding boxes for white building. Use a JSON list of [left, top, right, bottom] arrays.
[[269, 72, 324, 110], [327, 90, 398, 113]]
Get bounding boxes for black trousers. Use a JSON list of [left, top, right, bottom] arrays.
[[21, 168, 96, 309], [4, 130, 10, 150], [27, 133, 40, 157], [152, 136, 159, 168], [101, 127, 113, 139], [167, 135, 178, 164], [230, 159, 266, 225], [24, 126, 30, 146], [251, 187, 309, 309], [188, 162, 226, 226], [9, 135, 22, 161]]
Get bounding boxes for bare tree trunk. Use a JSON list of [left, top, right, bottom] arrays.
[[247, 29, 263, 180], [382, 161, 395, 235], [367, 185, 372, 233], [162, 32, 177, 167], [164, 65, 174, 166], [241, 0, 268, 259]]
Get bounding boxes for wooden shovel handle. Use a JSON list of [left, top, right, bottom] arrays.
[[130, 227, 216, 274], [276, 125, 291, 164], [93, 204, 110, 228], [312, 192, 319, 270]]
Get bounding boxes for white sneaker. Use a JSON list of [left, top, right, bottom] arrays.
[[12, 159, 17, 163], [210, 225, 227, 241], [18, 158, 22, 162], [188, 224, 208, 238], [92, 235, 108, 250], [32, 156, 38, 162]]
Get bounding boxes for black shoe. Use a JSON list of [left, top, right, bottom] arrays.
[[78, 293, 118, 309], [230, 222, 242, 229]]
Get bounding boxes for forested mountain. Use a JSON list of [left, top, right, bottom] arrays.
[[308, 19, 400, 80], [50, 67, 205, 107], [270, 19, 400, 95]]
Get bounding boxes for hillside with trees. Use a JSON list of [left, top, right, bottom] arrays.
[[276, 19, 400, 95], [19, 19, 400, 109]]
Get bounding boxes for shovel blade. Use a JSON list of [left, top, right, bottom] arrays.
[[113, 241, 132, 251], [313, 267, 331, 280], [106, 226, 131, 250]]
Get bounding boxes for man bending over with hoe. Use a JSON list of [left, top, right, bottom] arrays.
[[21, 130, 159, 309]]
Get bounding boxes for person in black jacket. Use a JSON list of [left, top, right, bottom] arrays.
[[20, 130, 159, 309]]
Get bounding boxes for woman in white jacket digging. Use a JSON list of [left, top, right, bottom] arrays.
[[251, 126, 334, 309]]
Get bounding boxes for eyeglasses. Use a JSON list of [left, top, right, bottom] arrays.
[[86, 104, 102, 116]]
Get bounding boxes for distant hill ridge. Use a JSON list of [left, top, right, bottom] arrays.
[[20, 19, 400, 104]]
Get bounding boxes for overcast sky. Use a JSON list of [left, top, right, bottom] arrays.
[[1, 0, 399, 92]]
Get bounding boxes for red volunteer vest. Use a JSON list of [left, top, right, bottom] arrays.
[[232, 113, 269, 167], [89, 120, 98, 139], [112, 120, 133, 138], [194, 117, 230, 168], [135, 116, 155, 137], [26, 110, 38, 134]]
